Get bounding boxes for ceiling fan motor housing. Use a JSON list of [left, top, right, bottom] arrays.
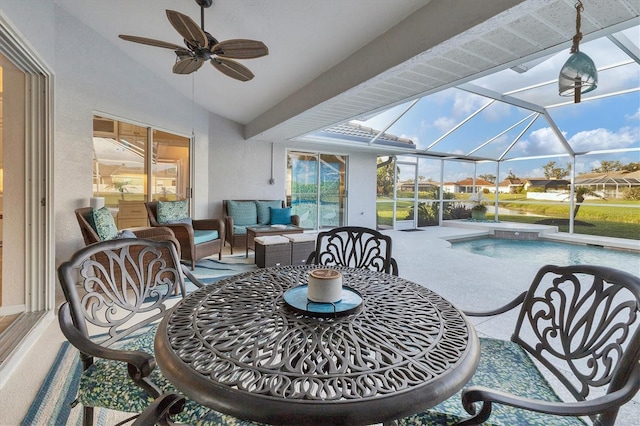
[[196, 0, 213, 8]]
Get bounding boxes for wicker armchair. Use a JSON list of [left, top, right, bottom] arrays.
[[145, 201, 224, 269], [75, 207, 179, 253]]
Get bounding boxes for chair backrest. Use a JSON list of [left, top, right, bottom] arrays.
[[75, 207, 101, 245], [310, 226, 397, 275], [58, 238, 185, 346], [513, 264, 640, 417]]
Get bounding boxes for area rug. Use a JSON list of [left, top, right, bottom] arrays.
[[21, 256, 257, 426]]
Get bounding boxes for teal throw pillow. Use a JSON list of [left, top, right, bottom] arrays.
[[90, 207, 119, 241], [270, 207, 292, 225], [157, 200, 189, 224], [256, 200, 283, 224], [227, 201, 257, 226]]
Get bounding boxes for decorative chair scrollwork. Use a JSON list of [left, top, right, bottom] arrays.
[[400, 264, 640, 425], [57, 239, 214, 425], [306, 226, 398, 275]]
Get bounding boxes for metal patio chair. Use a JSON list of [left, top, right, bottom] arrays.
[[401, 264, 640, 425], [57, 238, 214, 425], [306, 226, 398, 275]]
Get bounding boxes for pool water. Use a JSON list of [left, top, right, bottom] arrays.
[[451, 238, 640, 276]]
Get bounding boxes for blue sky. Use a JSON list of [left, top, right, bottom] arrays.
[[355, 25, 640, 183]]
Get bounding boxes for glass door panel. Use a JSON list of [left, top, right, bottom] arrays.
[[288, 152, 318, 229], [395, 160, 417, 230], [319, 154, 345, 229], [288, 151, 347, 230], [152, 130, 190, 201]]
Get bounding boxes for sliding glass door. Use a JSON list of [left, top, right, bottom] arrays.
[[92, 115, 191, 229], [287, 151, 347, 230]]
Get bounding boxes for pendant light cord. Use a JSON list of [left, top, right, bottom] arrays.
[[571, 1, 584, 54]]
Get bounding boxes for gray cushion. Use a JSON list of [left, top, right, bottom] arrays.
[[227, 201, 257, 226], [256, 200, 282, 224]]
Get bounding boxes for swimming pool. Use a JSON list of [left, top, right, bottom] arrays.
[[450, 238, 640, 276]]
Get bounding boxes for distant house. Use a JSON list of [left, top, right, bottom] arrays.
[[524, 178, 570, 192], [398, 181, 439, 192], [497, 178, 524, 193], [453, 178, 495, 193], [575, 170, 640, 198]]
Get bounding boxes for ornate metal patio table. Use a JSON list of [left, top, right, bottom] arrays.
[[155, 265, 479, 425]]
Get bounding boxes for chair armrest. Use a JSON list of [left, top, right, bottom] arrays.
[[389, 258, 399, 276], [181, 264, 205, 289], [132, 393, 186, 426], [58, 303, 156, 378], [306, 251, 317, 265], [459, 370, 640, 425], [130, 226, 175, 240], [462, 291, 527, 317], [224, 216, 234, 231]]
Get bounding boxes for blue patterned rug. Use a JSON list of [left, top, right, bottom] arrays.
[[21, 256, 257, 425]]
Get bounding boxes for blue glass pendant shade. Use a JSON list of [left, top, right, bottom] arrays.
[[558, 51, 598, 97]]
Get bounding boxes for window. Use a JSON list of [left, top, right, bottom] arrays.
[[287, 151, 347, 230], [92, 115, 191, 228]]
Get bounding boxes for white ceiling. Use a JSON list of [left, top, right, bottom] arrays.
[[55, 0, 639, 143]]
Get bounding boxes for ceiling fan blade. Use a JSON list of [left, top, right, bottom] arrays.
[[212, 39, 269, 59], [119, 35, 188, 52], [211, 58, 254, 81], [173, 56, 204, 74], [166, 9, 208, 49]]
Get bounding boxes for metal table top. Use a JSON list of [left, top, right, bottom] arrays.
[[155, 265, 479, 425]]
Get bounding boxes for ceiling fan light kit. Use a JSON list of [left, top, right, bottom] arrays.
[[119, 0, 268, 81]]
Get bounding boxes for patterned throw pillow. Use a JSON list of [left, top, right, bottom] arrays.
[[227, 201, 258, 226], [157, 200, 190, 224], [256, 200, 283, 224], [270, 207, 292, 225], [90, 207, 119, 241]]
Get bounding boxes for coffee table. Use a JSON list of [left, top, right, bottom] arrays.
[[245, 224, 303, 258]]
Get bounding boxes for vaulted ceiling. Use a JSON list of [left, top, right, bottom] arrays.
[[56, 0, 639, 143]]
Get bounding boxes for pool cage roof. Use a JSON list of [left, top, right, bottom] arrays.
[[297, 20, 639, 167]]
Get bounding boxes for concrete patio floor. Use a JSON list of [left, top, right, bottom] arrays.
[[0, 224, 638, 425]]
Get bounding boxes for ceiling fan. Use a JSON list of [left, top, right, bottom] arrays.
[[118, 0, 268, 81]]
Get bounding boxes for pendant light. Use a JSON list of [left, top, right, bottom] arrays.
[[558, 1, 597, 103]]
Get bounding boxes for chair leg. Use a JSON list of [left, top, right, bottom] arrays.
[[83, 406, 93, 426], [191, 259, 195, 270]]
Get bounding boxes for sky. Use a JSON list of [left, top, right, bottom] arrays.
[[353, 25, 640, 184]]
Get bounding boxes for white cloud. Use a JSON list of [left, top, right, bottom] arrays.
[[433, 116, 456, 132], [515, 127, 567, 156], [568, 127, 638, 151], [626, 108, 640, 122]]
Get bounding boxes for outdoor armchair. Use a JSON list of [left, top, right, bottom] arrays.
[[306, 226, 398, 276], [75, 206, 179, 249], [145, 200, 224, 269], [57, 239, 238, 426], [400, 264, 640, 425]]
